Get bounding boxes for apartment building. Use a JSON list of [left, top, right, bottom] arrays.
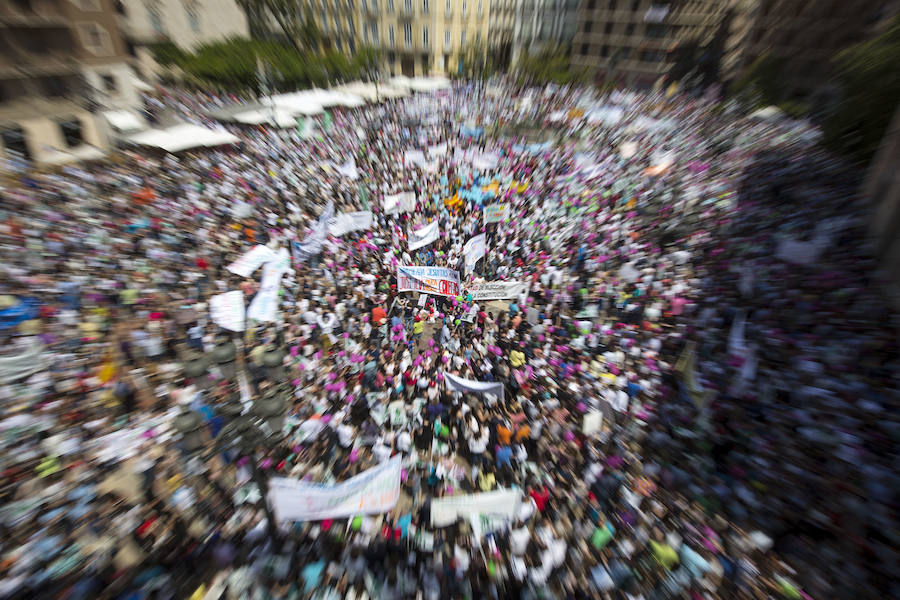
[[0, 0, 139, 165], [117, 0, 249, 77], [570, 0, 729, 88], [510, 0, 580, 64]]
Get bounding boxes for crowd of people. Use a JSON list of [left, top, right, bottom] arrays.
[[0, 79, 896, 600]]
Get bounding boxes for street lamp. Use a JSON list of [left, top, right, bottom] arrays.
[[181, 350, 210, 390], [173, 405, 206, 453], [211, 333, 237, 380], [261, 343, 286, 383]]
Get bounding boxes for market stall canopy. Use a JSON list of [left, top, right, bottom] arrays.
[[103, 110, 146, 134], [127, 123, 239, 153], [409, 76, 452, 93], [40, 145, 106, 166], [233, 106, 299, 128]]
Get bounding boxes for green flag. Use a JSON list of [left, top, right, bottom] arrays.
[[322, 110, 333, 133], [358, 182, 369, 210]]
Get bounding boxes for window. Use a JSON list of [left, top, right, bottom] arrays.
[[587, 0, 595, 8], [41, 76, 69, 98], [102, 74, 117, 92], [583, 21, 592, 32], [422, 0, 429, 12], [609, 0, 617, 10], [645, 23, 665, 38], [625, 23, 635, 35], [605, 22, 613, 34], [478, 0, 482, 14], [445, 0, 450, 13], [77, 22, 112, 55], [403, 22, 412, 46], [371, 23, 378, 43], [389, 25, 395, 45], [388, 0, 394, 11], [186, 6, 200, 32], [2, 127, 30, 161], [461, 28, 466, 45], [445, 29, 450, 45], [59, 118, 84, 148], [404, 0, 412, 12], [580, 43, 588, 55], [630, 0, 640, 10], [462, 0, 467, 13], [148, 7, 165, 34], [423, 26, 428, 46]]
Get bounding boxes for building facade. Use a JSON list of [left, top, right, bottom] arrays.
[[510, 0, 580, 64], [117, 0, 249, 78], [0, 0, 139, 165], [570, 0, 729, 89]]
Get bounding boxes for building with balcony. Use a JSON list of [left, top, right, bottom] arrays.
[[570, 0, 730, 89], [510, 0, 580, 64], [0, 0, 139, 165], [117, 0, 249, 79]]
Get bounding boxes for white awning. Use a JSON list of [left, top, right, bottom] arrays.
[[233, 107, 299, 128], [103, 110, 145, 133], [408, 76, 452, 92], [127, 123, 240, 152], [39, 145, 107, 166]]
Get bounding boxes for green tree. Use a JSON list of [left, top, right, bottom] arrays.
[[514, 46, 583, 86], [824, 16, 900, 163], [237, 0, 320, 52], [149, 41, 186, 67], [730, 52, 787, 107]]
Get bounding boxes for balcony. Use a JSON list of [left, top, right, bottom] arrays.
[[398, 3, 415, 18]]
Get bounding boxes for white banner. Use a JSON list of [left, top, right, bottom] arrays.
[[227, 245, 277, 278], [247, 248, 289, 322], [327, 211, 374, 236], [483, 203, 509, 224], [0, 341, 48, 385], [466, 281, 526, 301], [209, 290, 245, 332], [397, 265, 460, 297], [334, 158, 359, 180], [462, 233, 486, 273], [269, 456, 401, 521], [428, 143, 448, 157], [407, 221, 440, 251], [443, 371, 504, 402], [430, 489, 521, 528], [404, 150, 427, 167], [383, 192, 416, 215]]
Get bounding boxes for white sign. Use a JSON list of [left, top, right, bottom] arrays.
[[327, 211, 374, 236], [466, 281, 526, 301], [227, 245, 277, 278], [462, 233, 486, 273], [583, 411, 604, 435], [404, 150, 427, 167], [397, 265, 461, 297], [247, 248, 289, 322], [210, 290, 245, 332], [334, 158, 359, 180], [443, 371, 504, 402], [428, 143, 448, 157], [383, 192, 416, 215], [407, 221, 440, 251], [269, 456, 401, 521], [483, 203, 509, 224], [430, 489, 521, 528]]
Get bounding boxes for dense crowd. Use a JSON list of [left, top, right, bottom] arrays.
[[0, 80, 896, 600]]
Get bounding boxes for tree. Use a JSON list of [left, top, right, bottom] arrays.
[[237, 0, 320, 53], [824, 16, 900, 163], [729, 52, 787, 108], [514, 46, 584, 86], [149, 41, 186, 67]]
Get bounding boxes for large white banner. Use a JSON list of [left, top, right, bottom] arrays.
[[210, 290, 245, 332], [247, 248, 289, 322], [443, 372, 504, 402], [0, 341, 48, 385], [404, 150, 427, 167], [227, 245, 277, 278], [327, 211, 374, 237], [466, 281, 527, 301], [397, 265, 460, 297], [269, 456, 401, 521], [383, 192, 416, 215], [462, 233, 486, 273], [407, 221, 440, 251], [430, 489, 521, 528]]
